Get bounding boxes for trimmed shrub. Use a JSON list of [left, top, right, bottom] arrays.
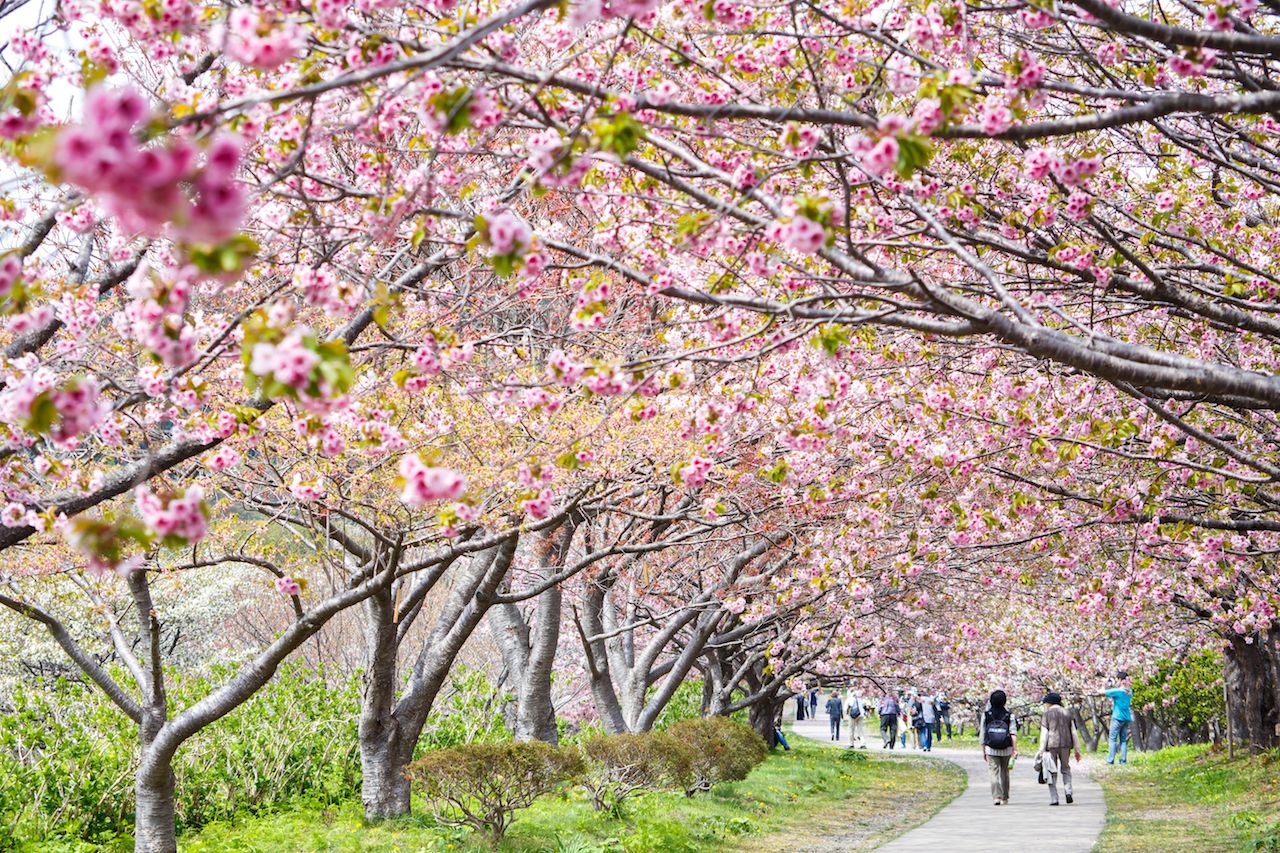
[[580, 731, 691, 813], [406, 740, 584, 841], [666, 717, 768, 796]]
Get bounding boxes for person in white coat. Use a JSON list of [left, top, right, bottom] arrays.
[[845, 691, 868, 748]]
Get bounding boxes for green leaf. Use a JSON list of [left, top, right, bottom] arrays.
[[894, 134, 933, 179], [23, 390, 58, 435], [591, 112, 646, 159]]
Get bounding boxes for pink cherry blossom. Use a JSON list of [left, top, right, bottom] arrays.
[[398, 455, 466, 506], [863, 137, 899, 177]]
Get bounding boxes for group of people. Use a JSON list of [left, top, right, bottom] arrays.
[[789, 671, 1135, 810], [798, 688, 874, 748], [874, 690, 952, 752], [979, 672, 1133, 807], [803, 672, 1134, 810]]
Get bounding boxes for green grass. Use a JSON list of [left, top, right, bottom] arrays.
[[1095, 744, 1280, 853], [178, 736, 964, 853]]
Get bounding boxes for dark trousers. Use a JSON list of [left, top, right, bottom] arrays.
[[829, 716, 842, 740], [880, 715, 898, 748]]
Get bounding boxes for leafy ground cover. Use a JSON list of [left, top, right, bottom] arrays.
[[174, 736, 963, 853], [1096, 744, 1280, 853]]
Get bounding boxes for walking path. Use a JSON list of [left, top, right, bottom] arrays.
[[791, 716, 1107, 852]]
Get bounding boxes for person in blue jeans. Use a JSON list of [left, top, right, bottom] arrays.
[[1105, 670, 1133, 764]]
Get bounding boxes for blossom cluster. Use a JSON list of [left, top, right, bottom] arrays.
[[249, 330, 319, 392], [1, 370, 106, 448], [136, 484, 208, 543], [121, 267, 198, 368], [398, 455, 466, 507], [54, 88, 246, 242], [224, 9, 305, 69]]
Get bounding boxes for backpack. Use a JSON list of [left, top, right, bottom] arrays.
[[848, 701, 862, 719], [984, 711, 1013, 749]]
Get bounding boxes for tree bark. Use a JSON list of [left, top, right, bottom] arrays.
[[578, 572, 629, 733], [1224, 630, 1279, 752], [359, 583, 408, 819], [133, 764, 177, 853], [514, 582, 561, 744], [134, 721, 178, 853], [359, 535, 519, 821], [500, 520, 576, 744], [749, 696, 783, 743], [359, 729, 412, 820]]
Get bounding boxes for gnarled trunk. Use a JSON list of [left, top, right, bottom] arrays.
[[360, 582, 411, 819], [502, 522, 576, 744], [749, 696, 783, 743]]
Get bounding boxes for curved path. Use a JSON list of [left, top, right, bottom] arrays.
[[791, 717, 1106, 852]]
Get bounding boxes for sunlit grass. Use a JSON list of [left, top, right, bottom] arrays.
[[1095, 743, 1280, 853]]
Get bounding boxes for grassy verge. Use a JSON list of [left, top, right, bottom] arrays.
[[178, 736, 964, 853], [1095, 744, 1280, 853]]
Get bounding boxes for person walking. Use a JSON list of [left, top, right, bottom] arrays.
[[878, 691, 900, 749], [918, 693, 937, 752], [795, 691, 806, 722], [825, 690, 844, 741], [809, 687, 819, 720], [1036, 691, 1081, 806], [981, 689, 1018, 805], [1105, 671, 1133, 764], [847, 693, 867, 748], [937, 694, 952, 740]]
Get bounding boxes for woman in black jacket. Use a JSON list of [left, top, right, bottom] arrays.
[[980, 690, 1018, 805]]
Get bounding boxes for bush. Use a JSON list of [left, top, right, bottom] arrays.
[[1132, 650, 1225, 742], [579, 731, 690, 813], [0, 665, 362, 846], [406, 740, 584, 841], [666, 717, 768, 796], [0, 677, 135, 848]]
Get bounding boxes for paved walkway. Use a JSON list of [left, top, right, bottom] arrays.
[[791, 716, 1106, 852]]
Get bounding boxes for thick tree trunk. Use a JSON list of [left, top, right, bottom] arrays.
[[514, 583, 563, 744], [579, 576, 630, 733], [749, 696, 782, 743], [490, 523, 574, 745], [133, 762, 177, 853], [1069, 705, 1093, 750], [359, 728, 412, 820], [1224, 631, 1279, 752], [360, 583, 411, 819], [514, 623, 560, 742], [359, 536, 519, 822]]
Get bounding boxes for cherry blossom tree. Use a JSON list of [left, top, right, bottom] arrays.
[[9, 0, 1280, 848]]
